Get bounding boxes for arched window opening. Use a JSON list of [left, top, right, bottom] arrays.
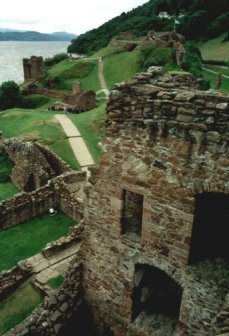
[[189, 192, 229, 264], [132, 264, 182, 335]]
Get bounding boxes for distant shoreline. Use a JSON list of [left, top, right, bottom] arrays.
[[0, 30, 76, 42]]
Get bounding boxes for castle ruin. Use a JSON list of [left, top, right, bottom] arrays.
[[2, 68, 229, 336]]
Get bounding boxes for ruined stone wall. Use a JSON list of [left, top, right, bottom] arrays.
[[0, 185, 56, 231], [35, 143, 71, 175], [4, 261, 83, 336], [81, 69, 229, 335], [53, 171, 86, 221], [23, 56, 43, 81], [0, 261, 32, 300], [0, 171, 86, 231]]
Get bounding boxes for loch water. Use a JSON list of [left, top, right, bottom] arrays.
[[0, 41, 70, 85]]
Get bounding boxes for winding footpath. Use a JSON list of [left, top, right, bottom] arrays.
[[55, 57, 110, 174], [55, 114, 94, 174], [98, 58, 110, 98]]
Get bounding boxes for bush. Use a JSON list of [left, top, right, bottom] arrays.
[[44, 53, 69, 67], [0, 81, 23, 110], [0, 146, 14, 183], [139, 46, 177, 71], [21, 95, 50, 108], [181, 42, 203, 78]]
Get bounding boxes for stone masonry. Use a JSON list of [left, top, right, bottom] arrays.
[[80, 68, 229, 335], [23, 56, 44, 81], [2, 68, 229, 336]]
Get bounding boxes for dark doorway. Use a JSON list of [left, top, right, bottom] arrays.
[[132, 264, 182, 334], [188, 192, 229, 263], [121, 190, 143, 241]]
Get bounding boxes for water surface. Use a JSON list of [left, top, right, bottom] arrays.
[[0, 41, 70, 84]]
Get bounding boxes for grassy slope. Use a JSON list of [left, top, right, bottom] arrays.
[[103, 49, 142, 90], [0, 283, 43, 335], [47, 59, 101, 92], [0, 108, 80, 170], [198, 36, 229, 62], [0, 212, 75, 271], [202, 69, 229, 93]]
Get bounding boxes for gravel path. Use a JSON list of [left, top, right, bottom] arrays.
[[55, 114, 94, 171]]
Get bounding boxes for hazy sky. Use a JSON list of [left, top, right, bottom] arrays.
[[0, 0, 148, 35]]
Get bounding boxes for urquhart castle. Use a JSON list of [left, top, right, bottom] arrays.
[[0, 66, 228, 336]]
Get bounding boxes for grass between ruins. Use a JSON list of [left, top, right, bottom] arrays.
[[0, 182, 20, 201], [0, 282, 43, 335], [47, 275, 65, 289], [0, 212, 75, 271]]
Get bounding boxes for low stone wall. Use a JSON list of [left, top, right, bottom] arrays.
[[0, 171, 87, 232], [35, 143, 71, 175], [0, 261, 33, 301], [42, 222, 84, 258], [53, 171, 86, 221], [4, 260, 83, 336], [0, 185, 56, 231]]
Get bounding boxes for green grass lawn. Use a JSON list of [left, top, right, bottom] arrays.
[[206, 65, 229, 77], [0, 108, 80, 170], [0, 282, 43, 335], [198, 36, 229, 62], [69, 102, 106, 163], [203, 69, 229, 93], [47, 275, 64, 289], [0, 182, 20, 201], [47, 58, 101, 92], [103, 49, 142, 90], [0, 212, 75, 271]]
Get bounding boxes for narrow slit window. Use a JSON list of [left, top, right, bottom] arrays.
[[121, 190, 143, 241]]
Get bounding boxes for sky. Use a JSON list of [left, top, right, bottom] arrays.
[[0, 0, 149, 35]]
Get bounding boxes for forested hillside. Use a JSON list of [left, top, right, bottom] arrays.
[[68, 0, 229, 54]]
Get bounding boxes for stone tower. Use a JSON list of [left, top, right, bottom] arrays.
[[81, 68, 229, 335]]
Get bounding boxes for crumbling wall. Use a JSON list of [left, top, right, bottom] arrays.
[[23, 56, 43, 81], [0, 171, 87, 231], [0, 185, 56, 231], [4, 261, 83, 336], [80, 68, 228, 335]]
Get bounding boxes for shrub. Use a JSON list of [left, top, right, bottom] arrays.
[[0, 81, 23, 110], [21, 95, 50, 108], [0, 146, 14, 183], [44, 53, 68, 67], [139, 46, 177, 71]]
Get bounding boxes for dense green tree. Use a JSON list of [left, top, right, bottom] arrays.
[[67, 0, 228, 55], [0, 81, 22, 110]]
